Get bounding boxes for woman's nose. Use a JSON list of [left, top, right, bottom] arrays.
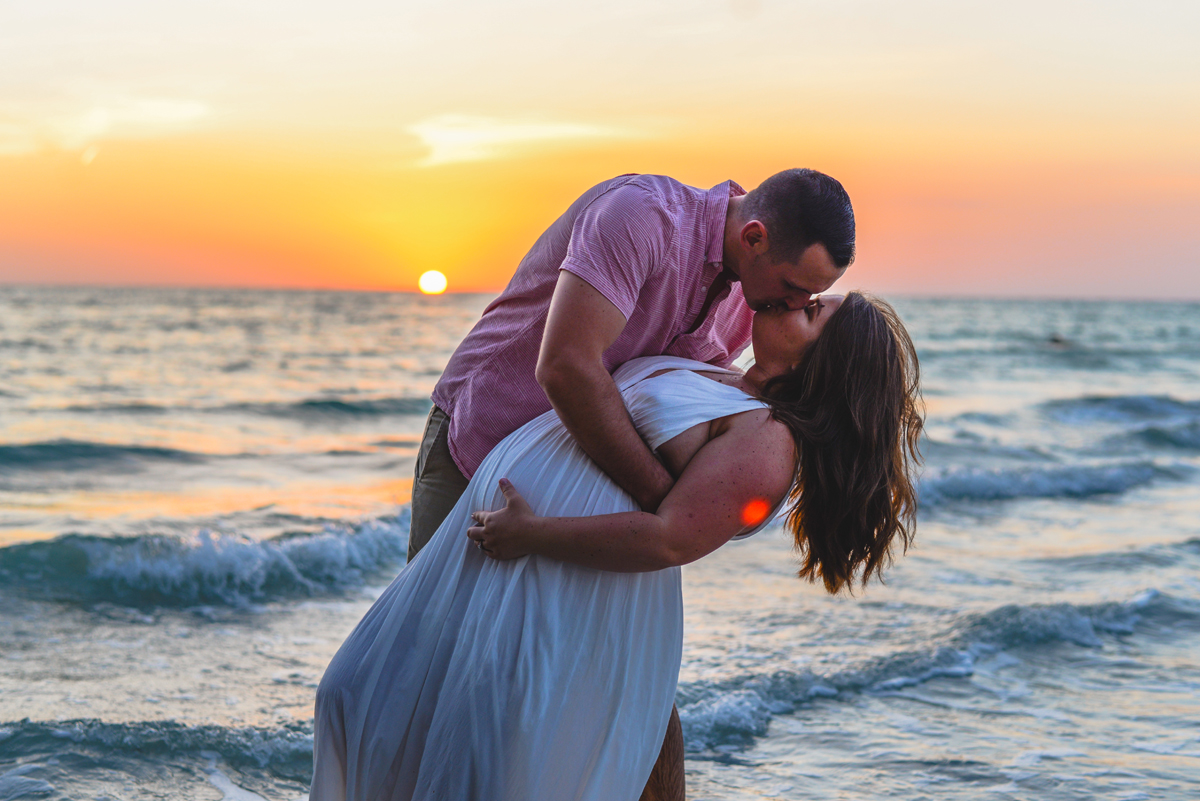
[[783, 294, 813, 311]]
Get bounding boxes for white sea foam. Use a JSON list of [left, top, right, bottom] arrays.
[[202, 753, 271, 801], [0, 764, 55, 800]]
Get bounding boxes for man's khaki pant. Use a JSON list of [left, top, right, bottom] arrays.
[[407, 405, 470, 562]]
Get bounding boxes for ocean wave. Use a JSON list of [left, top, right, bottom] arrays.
[[60, 396, 432, 419], [1125, 421, 1200, 451], [1041, 395, 1200, 424], [676, 646, 974, 751], [1034, 536, 1200, 572], [949, 411, 1014, 427], [918, 461, 1171, 506], [678, 590, 1197, 751], [916, 343, 1147, 371], [955, 597, 1139, 649], [4, 592, 1194, 765], [0, 763, 56, 799], [954, 590, 1200, 650], [0, 512, 409, 607], [0, 439, 204, 471], [63, 401, 169, 414], [922, 437, 1050, 466], [0, 718, 314, 782], [226, 397, 431, 419], [0, 337, 55, 353]]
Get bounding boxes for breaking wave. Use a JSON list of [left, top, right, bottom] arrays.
[[677, 590, 1197, 751], [0, 512, 409, 607], [0, 718, 314, 783]]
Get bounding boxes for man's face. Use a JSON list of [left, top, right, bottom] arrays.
[[739, 242, 845, 313]]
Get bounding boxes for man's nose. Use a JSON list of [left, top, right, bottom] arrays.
[[783, 294, 813, 311]]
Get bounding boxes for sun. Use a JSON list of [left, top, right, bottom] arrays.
[[418, 271, 448, 295]]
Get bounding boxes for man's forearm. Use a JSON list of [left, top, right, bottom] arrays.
[[539, 360, 674, 512]]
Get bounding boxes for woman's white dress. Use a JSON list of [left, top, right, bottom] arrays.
[[311, 356, 776, 801]]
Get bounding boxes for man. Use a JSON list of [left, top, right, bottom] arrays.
[[408, 168, 854, 799]]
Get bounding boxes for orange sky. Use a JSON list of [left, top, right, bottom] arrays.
[[2, 1, 1197, 298]]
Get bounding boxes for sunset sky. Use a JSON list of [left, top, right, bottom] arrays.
[[1, 1, 1197, 298]]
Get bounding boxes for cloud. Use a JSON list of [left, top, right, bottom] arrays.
[[407, 114, 632, 167], [0, 121, 38, 157], [0, 97, 211, 156]]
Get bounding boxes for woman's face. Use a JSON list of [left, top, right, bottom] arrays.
[[751, 294, 844, 379]]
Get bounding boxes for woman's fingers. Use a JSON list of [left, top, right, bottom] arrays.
[[497, 478, 531, 513], [467, 484, 530, 560], [466, 526, 492, 554], [467, 528, 502, 559]]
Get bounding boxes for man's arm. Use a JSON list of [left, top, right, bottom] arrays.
[[535, 270, 674, 512]]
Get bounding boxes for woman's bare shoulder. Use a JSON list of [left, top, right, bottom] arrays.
[[719, 409, 796, 484]]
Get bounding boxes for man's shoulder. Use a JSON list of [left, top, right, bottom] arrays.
[[576, 175, 707, 236], [610, 174, 705, 205], [571, 175, 694, 238], [581, 173, 703, 204]]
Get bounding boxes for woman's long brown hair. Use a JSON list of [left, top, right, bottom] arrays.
[[760, 292, 923, 593]]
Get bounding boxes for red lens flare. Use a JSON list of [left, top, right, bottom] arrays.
[[741, 498, 770, 527]]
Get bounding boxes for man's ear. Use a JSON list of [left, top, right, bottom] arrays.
[[740, 220, 769, 254]]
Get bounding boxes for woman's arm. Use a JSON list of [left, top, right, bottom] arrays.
[[467, 410, 795, 571]]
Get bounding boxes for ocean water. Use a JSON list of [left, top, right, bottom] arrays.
[[1, 286, 1198, 800]]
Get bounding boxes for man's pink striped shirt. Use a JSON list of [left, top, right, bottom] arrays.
[[431, 174, 754, 479]]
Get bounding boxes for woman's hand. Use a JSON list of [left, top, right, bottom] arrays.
[[467, 478, 536, 560]]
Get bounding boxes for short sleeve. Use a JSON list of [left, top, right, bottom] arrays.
[[560, 183, 674, 320]]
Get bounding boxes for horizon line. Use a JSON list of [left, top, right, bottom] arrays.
[[2, 280, 1198, 305]]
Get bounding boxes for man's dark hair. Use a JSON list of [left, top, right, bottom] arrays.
[[742, 168, 855, 267]]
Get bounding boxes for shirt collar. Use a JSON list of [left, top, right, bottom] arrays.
[[704, 180, 745, 267]]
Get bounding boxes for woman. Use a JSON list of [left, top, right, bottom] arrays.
[[311, 292, 922, 801]]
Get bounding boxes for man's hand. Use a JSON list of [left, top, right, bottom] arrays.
[[536, 271, 675, 512], [467, 479, 535, 560]]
